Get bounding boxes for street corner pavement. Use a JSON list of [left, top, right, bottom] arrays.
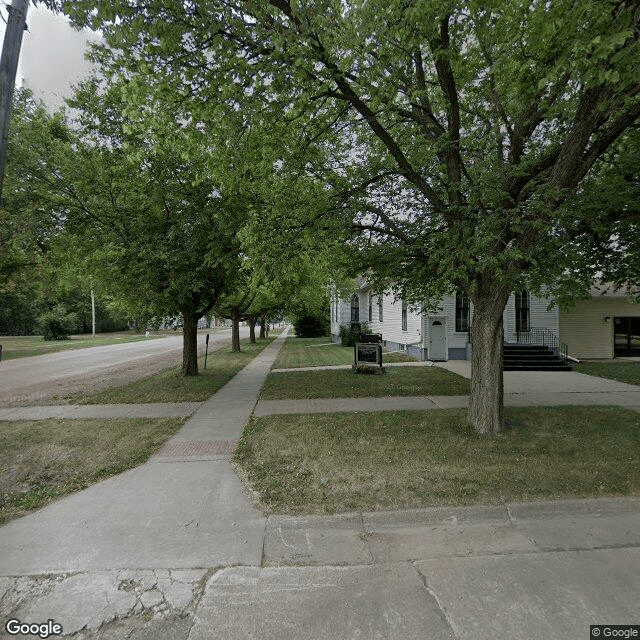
[[0, 569, 209, 640], [1, 499, 640, 639], [188, 563, 455, 640]]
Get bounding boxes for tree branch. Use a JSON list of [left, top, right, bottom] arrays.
[[427, 14, 464, 209]]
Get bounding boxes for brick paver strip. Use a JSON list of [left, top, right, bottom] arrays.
[[153, 440, 239, 457]]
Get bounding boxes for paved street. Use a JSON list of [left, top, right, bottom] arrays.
[[0, 328, 246, 405]]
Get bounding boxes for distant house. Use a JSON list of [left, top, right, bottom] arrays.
[[331, 279, 640, 361]]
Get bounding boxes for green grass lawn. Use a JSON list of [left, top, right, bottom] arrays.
[[69, 336, 276, 404], [0, 332, 166, 361], [0, 416, 185, 524], [575, 360, 640, 386], [272, 336, 417, 368], [233, 406, 640, 514], [260, 366, 470, 400]]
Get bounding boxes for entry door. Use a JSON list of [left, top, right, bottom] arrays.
[[614, 317, 640, 356], [429, 319, 447, 361]]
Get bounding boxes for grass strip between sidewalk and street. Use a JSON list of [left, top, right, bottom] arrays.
[[234, 406, 640, 515], [65, 336, 277, 404], [272, 336, 417, 369], [0, 416, 186, 525], [574, 360, 640, 386], [260, 366, 470, 399], [0, 332, 166, 361]]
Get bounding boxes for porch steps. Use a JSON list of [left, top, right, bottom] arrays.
[[503, 344, 572, 371]]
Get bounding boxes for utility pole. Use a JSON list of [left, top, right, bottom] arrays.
[[91, 285, 96, 337], [0, 0, 29, 205]]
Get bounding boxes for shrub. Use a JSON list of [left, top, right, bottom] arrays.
[[293, 313, 330, 337], [39, 306, 77, 341], [338, 322, 371, 346]]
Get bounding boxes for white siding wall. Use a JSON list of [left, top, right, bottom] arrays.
[[381, 294, 422, 348], [503, 292, 559, 341], [331, 289, 421, 347], [560, 297, 640, 359], [365, 292, 385, 336], [439, 295, 469, 351]]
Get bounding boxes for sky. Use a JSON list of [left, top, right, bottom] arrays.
[[0, 3, 98, 111]]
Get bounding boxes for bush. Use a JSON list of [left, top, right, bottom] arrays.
[[338, 322, 371, 346], [39, 306, 77, 341], [293, 313, 330, 338]]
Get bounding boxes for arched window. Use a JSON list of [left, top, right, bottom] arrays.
[[350, 294, 360, 322], [455, 291, 470, 332], [515, 289, 530, 333]]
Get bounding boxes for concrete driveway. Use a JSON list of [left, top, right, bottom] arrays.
[[436, 361, 640, 410]]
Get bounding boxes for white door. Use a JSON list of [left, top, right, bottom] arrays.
[[429, 319, 447, 361]]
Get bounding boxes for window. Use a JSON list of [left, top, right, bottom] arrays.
[[401, 300, 407, 331], [515, 289, 530, 333], [368, 293, 372, 322], [455, 291, 470, 332], [350, 294, 360, 322], [378, 295, 383, 322]]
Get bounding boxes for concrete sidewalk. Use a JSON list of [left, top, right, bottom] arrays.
[[254, 388, 640, 416], [271, 360, 432, 373], [1, 496, 638, 639], [2, 333, 640, 639], [0, 329, 291, 576], [255, 362, 640, 415]]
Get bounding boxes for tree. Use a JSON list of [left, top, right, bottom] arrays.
[[1, 89, 67, 285], [0, 89, 73, 334], [212, 262, 262, 353], [558, 126, 640, 297], [64, 1, 640, 435], [41, 77, 246, 374]]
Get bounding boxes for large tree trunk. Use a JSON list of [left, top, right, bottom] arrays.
[[249, 317, 257, 343], [231, 311, 241, 352], [181, 308, 199, 376], [467, 286, 511, 436], [259, 316, 267, 339]]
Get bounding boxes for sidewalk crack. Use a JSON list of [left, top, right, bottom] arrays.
[[358, 511, 375, 565], [260, 515, 270, 567], [412, 562, 460, 639]]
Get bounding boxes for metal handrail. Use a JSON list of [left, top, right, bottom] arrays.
[[560, 342, 568, 364], [507, 327, 575, 364], [507, 327, 559, 351]]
